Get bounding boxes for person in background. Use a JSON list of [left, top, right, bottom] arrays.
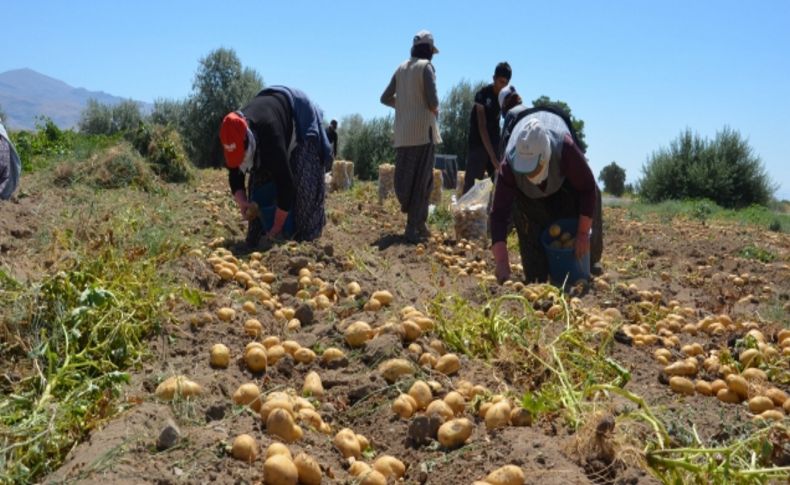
[[219, 86, 333, 245], [496, 84, 525, 159], [0, 119, 21, 201], [490, 108, 603, 283], [462, 62, 512, 194], [380, 30, 442, 243], [326, 119, 339, 158]]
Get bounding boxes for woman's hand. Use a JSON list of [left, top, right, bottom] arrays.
[[233, 190, 252, 219], [574, 234, 590, 260]]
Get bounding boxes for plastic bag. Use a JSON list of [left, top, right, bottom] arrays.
[[450, 178, 492, 241]]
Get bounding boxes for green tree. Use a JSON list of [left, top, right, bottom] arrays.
[[339, 114, 395, 180], [598, 162, 626, 196], [0, 103, 6, 124], [79, 98, 113, 135], [439, 79, 485, 168], [638, 127, 775, 208], [183, 48, 263, 167], [532, 96, 587, 152], [150, 98, 186, 128], [111, 100, 143, 134]]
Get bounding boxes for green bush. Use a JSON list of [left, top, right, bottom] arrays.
[[85, 143, 153, 190], [638, 128, 775, 208], [146, 126, 193, 183], [9, 117, 74, 172], [439, 79, 484, 168], [339, 114, 395, 180]]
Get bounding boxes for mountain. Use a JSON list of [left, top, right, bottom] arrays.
[[0, 68, 152, 131]]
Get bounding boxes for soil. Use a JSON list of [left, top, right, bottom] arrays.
[[2, 170, 788, 485]]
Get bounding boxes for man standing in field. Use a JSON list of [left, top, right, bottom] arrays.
[[380, 30, 442, 243], [326, 119, 338, 158], [462, 62, 512, 194]]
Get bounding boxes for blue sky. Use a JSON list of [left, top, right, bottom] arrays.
[[3, 0, 789, 198]]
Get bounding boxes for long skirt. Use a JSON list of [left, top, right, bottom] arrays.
[[289, 139, 326, 241]]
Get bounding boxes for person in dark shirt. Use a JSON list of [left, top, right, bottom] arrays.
[[490, 108, 603, 283], [220, 86, 332, 245], [326, 119, 338, 158], [462, 62, 512, 194]]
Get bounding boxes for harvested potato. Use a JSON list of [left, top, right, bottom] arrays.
[[741, 368, 767, 381], [209, 343, 230, 368], [231, 434, 258, 463], [321, 347, 346, 365], [263, 454, 298, 485], [373, 455, 406, 479], [765, 387, 788, 406], [242, 300, 257, 314], [345, 321, 373, 347], [418, 352, 437, 368], [356, 433, 370, 451], [347, 281, 362, 295], [267, 408, 303, 443], [425, 399, 454, 422], [510, 407, 533, 427], [244, 319, 263, 337], [371, 290, 394, 305], [726, 374, 749, 399], [392, 394, 417, 419], [260, 397, 294, 422], [401, 320, 422, 342], [293, 453, 322, 485], [266, 442, 292, 460], [755, 409, 785, 422], [303, 371, 324, 399], [710, 379, 728, 395], [485, 464, 525, 485], [434, 353, 461, 375], [244, 346, 268, 372], [293, 347, 317, 365], [378, 358, 415, 383], [217, 307, 236, 322], [266, 345, 286, 364], [358, 470, 387, 485], [484, 400, 511, 430], [443, 391, 466, 415], [664, 360, 697, 376], [669, 376, 695, 396], [716, 388, 742, 404], [739, 348, 761, 367], [694, 380, 713, 396], [349, 460, 372, 477], [437, 418, 474, 448], [282, 340, 301, 355], [408, 380, 432, 411], [748, 396, 774, 414], [333, 428, 361, 459], [233, 382, 262, 411], [155, 375, 202, 400]]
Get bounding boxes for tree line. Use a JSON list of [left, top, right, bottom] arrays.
[[11, 47, 775, 209]]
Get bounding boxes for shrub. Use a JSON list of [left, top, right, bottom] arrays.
[[9, 117, 74, 172], [638, 128, 775, 208], [598, 162, 626, 196], [339, 114, 395, 180], [85, 143, 153, 190], [146, 126, 193, 183]]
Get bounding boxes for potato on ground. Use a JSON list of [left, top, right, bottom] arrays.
[[438, 418, 474, 448], [263, 454, 298, 485], [485, 464, 525, 485], [231, 434, 258, 463]]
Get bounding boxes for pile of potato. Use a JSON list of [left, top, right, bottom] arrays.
[[378, 163, 395, 202], [331, 160, 354, 191], [545, 223, 575, 250]]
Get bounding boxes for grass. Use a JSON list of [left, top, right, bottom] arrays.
[[625, 199, 790, 233], [0, 170, 205, 483]]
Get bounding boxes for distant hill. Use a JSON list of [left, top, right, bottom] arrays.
[[0, 68, 151, 131]]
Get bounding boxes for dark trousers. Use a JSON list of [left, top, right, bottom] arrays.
[[513, 181, 603, 282], [462, 144, 496, 194], [394, 143, 435, 232]]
